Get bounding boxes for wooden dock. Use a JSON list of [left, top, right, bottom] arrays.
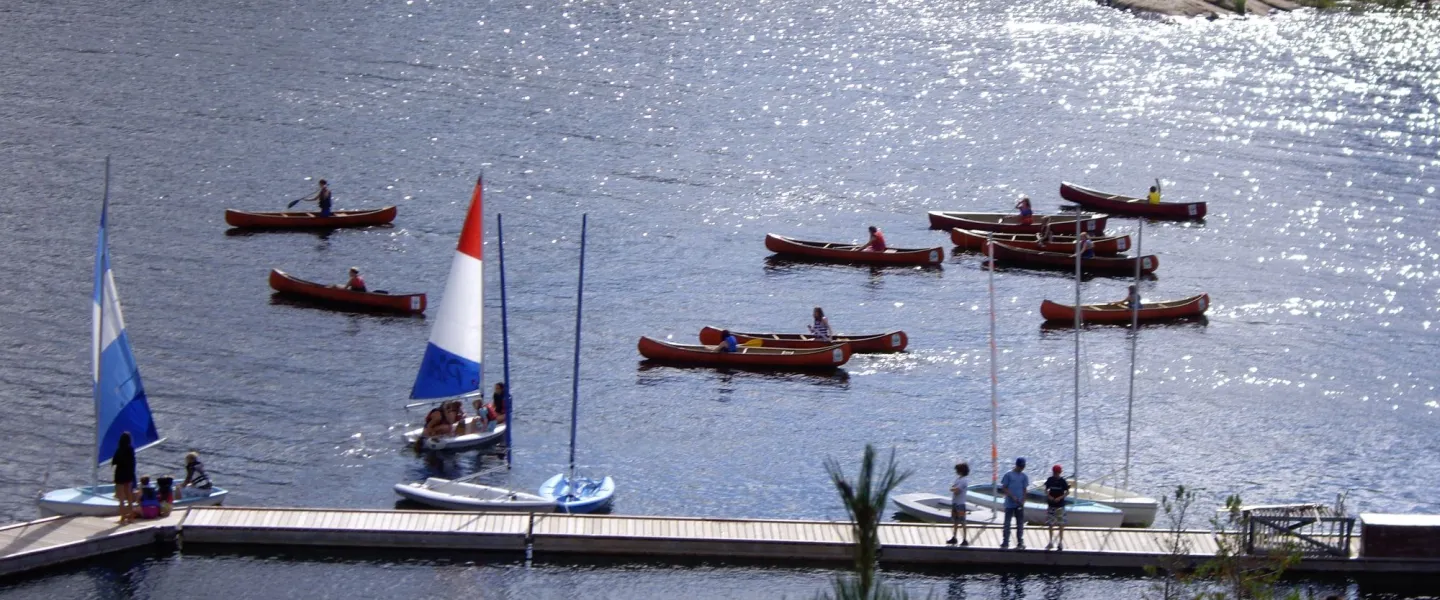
[[4, 507, 1439, 580]]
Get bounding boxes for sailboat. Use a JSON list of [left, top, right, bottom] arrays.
[[892, 234, 999, 525], [393, 177, 551, 512], [39, 160, 228, 516], [400, 175, 506, 452], [538, 215, 616, 513], [960, 233, 1123, 528], [1069, 218, 1160, 527]]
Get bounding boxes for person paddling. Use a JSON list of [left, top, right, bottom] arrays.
[[858, 226, 887, 252], [344, 267, 366, 292], [1015, 196, 1034, 226], [1146, 185, 1161, 205], [808, 307, 834, 342]]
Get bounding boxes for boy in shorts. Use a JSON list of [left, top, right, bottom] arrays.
[[1044, 464, 1070, 551], [947, 462, 970, 547]]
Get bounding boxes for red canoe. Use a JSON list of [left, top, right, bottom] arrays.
[[269, 269, 426, 314], [1040, 294, 1210, 324], [927, 211, 1108, 235], [638, 336, 851, 369], [225, 206, 398, 229], [698, 326, 908, 353], [950, 228, 1130, 256], [985, 241, 1158, 275], [1059, 182, 1206, 220], [765, 234, 943, 266]]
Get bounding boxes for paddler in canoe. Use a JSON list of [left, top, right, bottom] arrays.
[[1035, 217, 1055, 249], [808, 307, 834, 342], [857, 226, 887, 252], [293, 179, 334, 216], [1015, 196, 1034, 225]]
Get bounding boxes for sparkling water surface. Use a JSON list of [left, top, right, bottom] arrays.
[[0, 0, 1436, 597]]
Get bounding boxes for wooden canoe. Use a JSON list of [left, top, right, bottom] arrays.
[[698, 326, 908, 353], [1059, 182, 1206, 220], [927, 211, 1108, 235], [1039, 294, 1209, 323], [950, 228, 1130, 256], [637, 336, 851, 369], [269, 269, 426, 314], [985, 241, 1158, 275], [225, 206, 398, 229], [765, 234, 942, 266]]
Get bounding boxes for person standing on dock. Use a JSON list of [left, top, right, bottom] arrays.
[[1000, 457, 1029, 550], [947, 462, 971, 547], [1044, 464, 1070, 551], [112, 432, 137, 524]]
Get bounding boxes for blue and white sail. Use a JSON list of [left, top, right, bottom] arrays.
[[40, 160, 229, 516], [93, 175, 160, 465], [411, 176, 485, 400]]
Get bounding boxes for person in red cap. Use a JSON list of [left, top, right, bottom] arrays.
[[1044, 464, 1071, 551]]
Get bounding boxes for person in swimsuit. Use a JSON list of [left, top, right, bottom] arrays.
[[858, 226, 887, 252], [112, 432, 137, 524], [808, 307, 834, 342], [1015, 196, 1034, 226]]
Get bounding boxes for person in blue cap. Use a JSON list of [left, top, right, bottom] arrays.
[[1000, 456, 1030, 549]]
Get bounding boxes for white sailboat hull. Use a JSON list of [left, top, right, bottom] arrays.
[[394, 477, 555, 512], [539, 474, 615, 514], [965, 484, 1125, 528], [403, 418, 505, 452], [1073, 482, 1159, 527], [38, 484, 228, 517], [892, 493, 999, 524]]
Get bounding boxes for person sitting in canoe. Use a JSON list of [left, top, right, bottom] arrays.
[[1147, 186, 1161, 205], [344, 267, 367, 292], [808, 307, 834, 342], [1076, 232, 1095, 259], [1122, 285, 1142, 309], [711, 329, 739, 353], [1035, 218, 1055, 248], [1015, 196, 1034, 225], [857, 226, 887, 252]]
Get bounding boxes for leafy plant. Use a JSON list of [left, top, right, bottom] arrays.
[[816, 444, 917, 600]]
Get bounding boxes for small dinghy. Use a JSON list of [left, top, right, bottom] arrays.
[[892, 493, 999, 524], [41, 163, 228, 517], [394, 477, 556, 512], [540, 216, 618, 514], [964, 484, 1125, 528]]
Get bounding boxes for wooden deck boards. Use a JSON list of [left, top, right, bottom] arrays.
[[1, 507, 1431, 580]]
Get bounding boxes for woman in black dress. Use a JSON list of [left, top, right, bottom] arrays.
[[113, 432, 137, 523]]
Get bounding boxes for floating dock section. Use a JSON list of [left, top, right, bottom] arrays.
[[5, 507, 1440, 580]]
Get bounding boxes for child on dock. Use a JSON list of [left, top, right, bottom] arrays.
[[947, 462, 970, 547], [1044, 465, 1070, 551]]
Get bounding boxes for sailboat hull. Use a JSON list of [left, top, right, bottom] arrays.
[[539, 474, 616, 514], [1073, 483, 1159, 527], [394, 478, 555, 512], [964, 484, 1125, 528], [403, 419, 506, 452], [891, 493, 999, 524], [38, 484, 228, 517]]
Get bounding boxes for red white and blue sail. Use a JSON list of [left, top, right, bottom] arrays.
[[410, 176, 484, 400], [93, 187, 160, 466]]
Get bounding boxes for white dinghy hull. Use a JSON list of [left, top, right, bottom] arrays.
[[1074, 482, 1159, 527], [965, 484, 1125, 528], [394, 477, 555, 512], [891, 493, 999, 524], [403, 419, 506, 452], [39, 484, 228, 517]]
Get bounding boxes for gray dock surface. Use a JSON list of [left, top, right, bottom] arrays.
[[3, 506, 1437, 580]]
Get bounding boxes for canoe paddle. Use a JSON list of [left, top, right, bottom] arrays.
[[286, 194, 315, 209]]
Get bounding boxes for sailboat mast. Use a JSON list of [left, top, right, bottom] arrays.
[[1073, 215, 1083, 488], [498, 213, 513, 469], [567, 215, 588, 480], [987, 233, 999, 486], [1123, 219, 1144, 491], [93, 156, 110, 493]]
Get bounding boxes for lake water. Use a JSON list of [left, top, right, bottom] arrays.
[[0, 0, 1436, 597]]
